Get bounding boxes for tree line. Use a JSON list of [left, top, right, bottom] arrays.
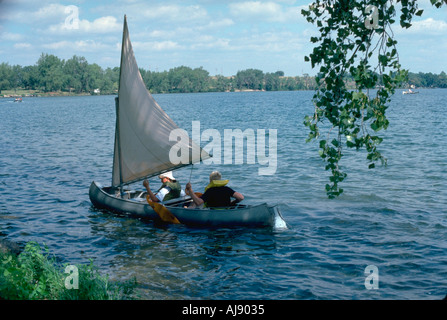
[[1, 53, 446, 96], [0, 53, 315, 95]]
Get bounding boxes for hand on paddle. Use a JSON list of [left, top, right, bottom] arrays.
[[143, 179, 180, 223], [143, 179, 159, 202], [185, 182, 192, 195], [185, 182, 204, 207]]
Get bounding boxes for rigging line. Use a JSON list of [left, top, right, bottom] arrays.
[[188, 164, 194, 183]]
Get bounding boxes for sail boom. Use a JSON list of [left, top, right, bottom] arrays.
[[111, 163, 194, 188]]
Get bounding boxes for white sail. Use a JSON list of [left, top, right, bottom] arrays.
[[112, 16, 209, 187]]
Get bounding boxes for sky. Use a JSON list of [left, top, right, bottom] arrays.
[[0, 0, 446, 76]]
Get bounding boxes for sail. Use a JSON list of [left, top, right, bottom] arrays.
[[112, 16, 209, 187]]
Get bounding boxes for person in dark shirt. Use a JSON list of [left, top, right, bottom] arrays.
[[185, 171, 244, 208]]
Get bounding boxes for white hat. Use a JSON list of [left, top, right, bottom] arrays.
[[159, 171, 175, 180]]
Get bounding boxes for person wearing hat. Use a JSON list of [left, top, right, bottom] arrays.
[[143, 171, 182, 202], [185, 171, 244, 208]]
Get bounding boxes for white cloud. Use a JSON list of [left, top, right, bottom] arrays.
[[133, 40, 182, 51], [408, 18, 447, 34], [32, 3, 67, 21], [2, 0, 445, 76], [48, 16, 121, 34], [42, 40, 110, 52], [205, 18, 235, 29], [146, 28, 192, 40], [0, 32, 24, 41], [230, 30, 303, 53], [191, 37, 230, 50], [0, 3, 67, 23], [42, 41, 69, 50], [229, 1, 302, 23], [141, 4, 208, 23], [13, 42, 32, 49], [79, 16, 122, 33]]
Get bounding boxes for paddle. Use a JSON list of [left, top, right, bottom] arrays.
[[146, 196, 181, 224]]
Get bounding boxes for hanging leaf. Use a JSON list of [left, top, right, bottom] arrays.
[[302, 0, 445, 198]]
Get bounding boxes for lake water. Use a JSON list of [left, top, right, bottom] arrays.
[[1, 89, 446, 300]]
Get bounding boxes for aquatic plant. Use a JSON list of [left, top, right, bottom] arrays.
[[0, 242, 136, 300]]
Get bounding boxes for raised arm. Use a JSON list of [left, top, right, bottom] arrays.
[[185, 182, 204, 207], [143, 179, 160, 202]]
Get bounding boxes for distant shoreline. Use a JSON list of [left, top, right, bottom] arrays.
[[2, 54, 446, 97], [2, 86, 445, 99], [0, 89, 112, 98], [0, 88, 283, 98]]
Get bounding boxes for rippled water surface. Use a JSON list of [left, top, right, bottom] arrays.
[[1, 90, 446, 300]]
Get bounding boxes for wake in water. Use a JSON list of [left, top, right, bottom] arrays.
[[274, 209, 288, 230]]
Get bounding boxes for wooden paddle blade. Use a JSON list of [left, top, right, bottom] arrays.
[[147, 196, 181, 224]]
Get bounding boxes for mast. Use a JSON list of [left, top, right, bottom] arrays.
[[111, 15, 127, 189], [112, 96, 124, 189]]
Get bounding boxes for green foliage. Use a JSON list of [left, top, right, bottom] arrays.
[[235, 69, 264, 90], [139, 66, 314, 93], [0, 54, 318, 95], [0, 242, 136, 300], [302, 0, 444, 198], [2, 52, 445, 97], [407, 71, 447, 88]]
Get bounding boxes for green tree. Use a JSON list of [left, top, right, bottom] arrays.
[[37, 53, 65, 92], [302, 0, 445, 198], [62, 55, 90, 93], [438, 71, 447, 88], [147, 70, 170, 93], [0, 62, 12, 92], [191, 67, 210, 92], [235, 69, 264, 90], [10, 65, 24, 91], [165, 66, 210, 93], [87, 63, 104, 92], [103, 67, 119, 93], [211, 75, 233, 92], [265, 72, 281, 91], [168, 66, 189, 92], [407, 72, 424, 88], [64, 55, 85, 93], [21, 65, 39, 90], [77, 56, 90, 92]]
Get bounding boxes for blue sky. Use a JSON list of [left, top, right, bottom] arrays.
[[0, 0, 446, 76]]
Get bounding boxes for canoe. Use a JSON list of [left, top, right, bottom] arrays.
[[168, 202, 283, 228], [89, 181, 285, 228], [89, 180, 158, 219], [88, 16, 286, 229]]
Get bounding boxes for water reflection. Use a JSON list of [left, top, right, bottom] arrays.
[[86, 206, 283, 299]]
